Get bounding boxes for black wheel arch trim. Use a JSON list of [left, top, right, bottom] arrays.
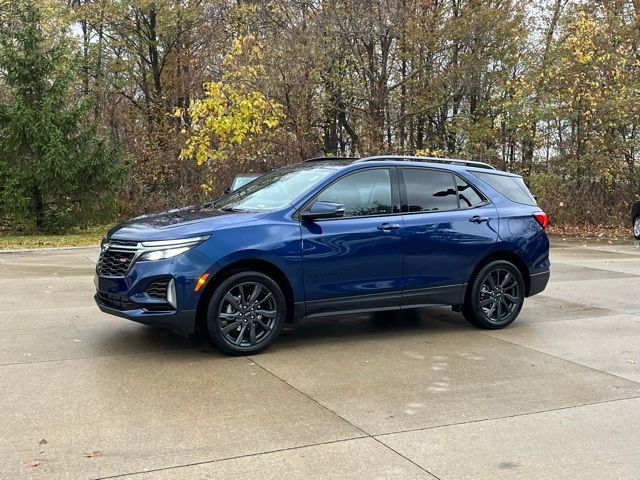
[[195, 258, 299, 335], [464, 250, 532, 300]]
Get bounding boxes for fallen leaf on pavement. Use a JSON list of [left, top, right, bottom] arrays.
[[30, 460, 42, 467], [83, 450, 101, 458]]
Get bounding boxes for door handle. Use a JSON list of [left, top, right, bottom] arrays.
[[469, 215, 490, 224], [377, 223, 401, 231]]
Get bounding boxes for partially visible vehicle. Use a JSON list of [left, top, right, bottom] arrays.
[[227, 174, 261, 193], [632, 200, 640, 239]]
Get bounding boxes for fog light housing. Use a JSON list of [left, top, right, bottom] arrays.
[[167, 278, 177, 308]]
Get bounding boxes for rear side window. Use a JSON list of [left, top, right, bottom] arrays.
[[455, 176, 485, 208], [472, 172, 537, 206], [402, 169, 458, 212]]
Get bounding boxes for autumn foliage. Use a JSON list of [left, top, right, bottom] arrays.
[[1, 0, 639, 231]]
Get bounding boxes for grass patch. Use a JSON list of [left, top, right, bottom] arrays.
[[0, 225, 107, 250]]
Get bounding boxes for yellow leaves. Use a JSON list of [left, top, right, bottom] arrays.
[[415, 148, 447, 158], [564, 11, 598, 66], [544, 6, 636, 132], [178, 37, 285, 166]]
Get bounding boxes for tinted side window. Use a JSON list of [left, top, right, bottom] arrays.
[[317, 169, 392, 217], [455, 176, 485, 208], [403, 169, 458, 212], [472, 171, 537, 206]]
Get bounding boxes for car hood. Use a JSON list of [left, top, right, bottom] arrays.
[[107, 204, 269, 242]]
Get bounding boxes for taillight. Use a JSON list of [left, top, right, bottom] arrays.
[[533, 211, 549, 229]]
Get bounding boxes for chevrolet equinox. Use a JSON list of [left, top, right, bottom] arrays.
[[95, 156, 550, 355]]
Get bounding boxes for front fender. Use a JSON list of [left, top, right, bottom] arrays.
[[195, 220, 304, 302]]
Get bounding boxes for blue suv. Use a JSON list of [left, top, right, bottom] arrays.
[[95, 156, 550, 355]]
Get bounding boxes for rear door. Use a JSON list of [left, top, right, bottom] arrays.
[[300, 167, 404, 316], [399, 168, 498, 307]]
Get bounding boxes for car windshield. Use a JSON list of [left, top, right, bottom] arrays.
[[231, 175, 260, 191], [215, 164, 339, 212]]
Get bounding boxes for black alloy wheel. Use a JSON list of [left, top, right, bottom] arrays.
[[462, 260, 525, 329], [206, 271, 286, 355]]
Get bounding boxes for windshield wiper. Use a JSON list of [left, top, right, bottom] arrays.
[[220, 207, 248, 213]]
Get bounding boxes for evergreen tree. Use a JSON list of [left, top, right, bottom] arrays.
[[0, 1, 127, 232]]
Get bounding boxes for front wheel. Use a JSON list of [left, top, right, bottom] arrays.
[[205, 271, 286, 355], [462, 260, 525, 329], [634, 216, 640, 240]]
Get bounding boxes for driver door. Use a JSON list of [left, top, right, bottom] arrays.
[[300, 168, 404, 316]]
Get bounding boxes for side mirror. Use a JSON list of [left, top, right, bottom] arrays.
[[224, 187, 231, 194], [300, 201, 345, 221]]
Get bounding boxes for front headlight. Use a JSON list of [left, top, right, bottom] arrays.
[[139, 247, 191, 261], [138, 235, 210, 262]]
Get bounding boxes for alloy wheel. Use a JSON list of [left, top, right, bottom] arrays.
[[634, 217, 640, 239], [479, 267, 521, 324], [218, 282, 278, 347]]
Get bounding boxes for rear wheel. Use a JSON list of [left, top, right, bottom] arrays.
[[462, 260, 524, 329], [634, 216, 640, 239], [205, 271, 286, 355]]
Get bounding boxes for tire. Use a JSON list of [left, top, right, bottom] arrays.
[[462, 260, 525, 330], [205, 271, 287, 355], [634, 216, 640, 240]]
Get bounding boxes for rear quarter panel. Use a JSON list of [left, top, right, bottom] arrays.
[[493, 202, 550, 274], [461, 171, 550, 276]]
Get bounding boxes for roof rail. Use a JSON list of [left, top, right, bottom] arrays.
[[302, 156, 359, 163], [354, 155, 495, 170]]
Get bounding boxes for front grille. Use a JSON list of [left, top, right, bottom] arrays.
[[111, 240, 138, 248], [98, 249, 136, 276], [145, 279, 169, 299]]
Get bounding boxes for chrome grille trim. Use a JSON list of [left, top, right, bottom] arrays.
[[97, 235, 210, 277]]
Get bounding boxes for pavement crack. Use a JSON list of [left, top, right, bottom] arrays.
[[91, 437, 370, 479], [374, 394, 640, 439], [249, 357, 443, 480], [0, 348, 192, 367], [479, 331, 640, 386], [249, 356, 370, 437], [371, 437, 444, 480]]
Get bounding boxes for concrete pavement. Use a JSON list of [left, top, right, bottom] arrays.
[[1, 239, 639, 479]]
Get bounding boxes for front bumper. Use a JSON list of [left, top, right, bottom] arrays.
[[95, 294, 197, 336], [94, 247, 219, 336]]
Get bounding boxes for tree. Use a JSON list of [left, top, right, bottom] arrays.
[[0, 1, 128, 232], [6, 0, 635, 227], [527, 3, 640, 224], [178, 36, 285, 190]]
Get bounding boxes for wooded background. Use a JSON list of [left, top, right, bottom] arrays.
[[1, 0, 639, 232]]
